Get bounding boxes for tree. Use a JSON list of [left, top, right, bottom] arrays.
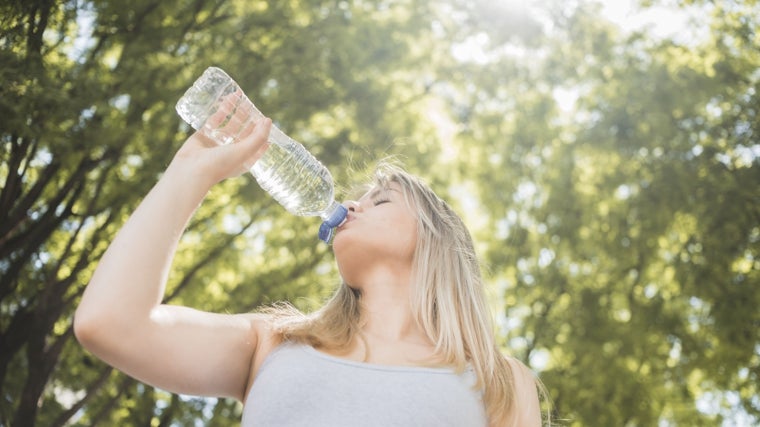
[[0, 0, 443, 424], [2, 0, 758, 425], [443, 0, 759, 425]]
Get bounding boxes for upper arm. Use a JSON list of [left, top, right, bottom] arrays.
[[505, 356, 542, 427], [76, 304, 262, 401]]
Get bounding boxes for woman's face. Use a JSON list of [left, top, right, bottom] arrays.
[[332, 182, 418, 286]]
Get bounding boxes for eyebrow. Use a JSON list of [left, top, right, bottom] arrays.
[[367, 188, 385, 199], [361, 185, 399, 202], [358, 188, 383, 203]]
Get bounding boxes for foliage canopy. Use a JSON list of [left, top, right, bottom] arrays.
[[1, 0, 758, 425]]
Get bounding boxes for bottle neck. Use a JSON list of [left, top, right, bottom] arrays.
[[320, 201, 346, 224], [318, 201, 348, 243]]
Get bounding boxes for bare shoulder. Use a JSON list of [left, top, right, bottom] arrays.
[[505, 355, 537, 384], [505, 356, 542, 427]]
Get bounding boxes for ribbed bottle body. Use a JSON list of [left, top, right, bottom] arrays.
[[251, 130, 335, 217]]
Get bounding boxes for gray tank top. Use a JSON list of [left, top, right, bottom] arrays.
[[242, 342, 488, 427]]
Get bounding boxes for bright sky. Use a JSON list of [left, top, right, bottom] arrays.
[[451, 0, 711, 66], [599, 0, 710, 43]]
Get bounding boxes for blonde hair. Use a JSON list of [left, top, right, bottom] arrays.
[[263, 162, 530, 425]]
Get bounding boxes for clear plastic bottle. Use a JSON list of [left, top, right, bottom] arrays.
[[175, 66, 347, 242]]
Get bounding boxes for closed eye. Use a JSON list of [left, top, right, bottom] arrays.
[[373, 199, 390, 206]]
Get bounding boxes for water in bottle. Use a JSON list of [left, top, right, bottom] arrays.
[[175, 66, 347, 242]]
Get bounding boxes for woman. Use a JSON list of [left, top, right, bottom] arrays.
[[75, 113, 544, 426]]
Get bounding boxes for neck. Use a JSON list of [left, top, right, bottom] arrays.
[[358, 278, 430, 346], [351, 286, 439, 366]]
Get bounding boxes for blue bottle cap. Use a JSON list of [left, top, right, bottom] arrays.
[[318, 205, 348, 243]]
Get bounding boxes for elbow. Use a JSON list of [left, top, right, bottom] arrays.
[[74, 293, 120, 352], [73, 304, 102, 350], [74, 291, 151, 354]]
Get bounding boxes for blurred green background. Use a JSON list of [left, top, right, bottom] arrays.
[[1, 0, 758, 425]]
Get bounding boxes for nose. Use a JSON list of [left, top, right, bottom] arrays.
[[344, 200, 361, 213]]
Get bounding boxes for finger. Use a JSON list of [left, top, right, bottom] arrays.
[[236, 115, 257, 142], [243, 117, 272, 155], [208, 90, 265, 144], [217, 91, 246, 135], [223, 117, 272, 170], [205, 97, 234, 130]]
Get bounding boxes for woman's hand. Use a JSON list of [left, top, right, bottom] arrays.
[[170, 94, 273, 190]]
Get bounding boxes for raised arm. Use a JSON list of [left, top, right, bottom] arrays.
[[74, 116, 272, 401]]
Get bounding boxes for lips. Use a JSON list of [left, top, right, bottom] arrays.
[[337, 214, 356, 231]]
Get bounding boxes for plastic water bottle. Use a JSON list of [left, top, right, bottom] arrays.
[[175, 66, 347, 243]]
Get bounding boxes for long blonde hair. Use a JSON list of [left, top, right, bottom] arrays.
[[263, 162, 524, 425]]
